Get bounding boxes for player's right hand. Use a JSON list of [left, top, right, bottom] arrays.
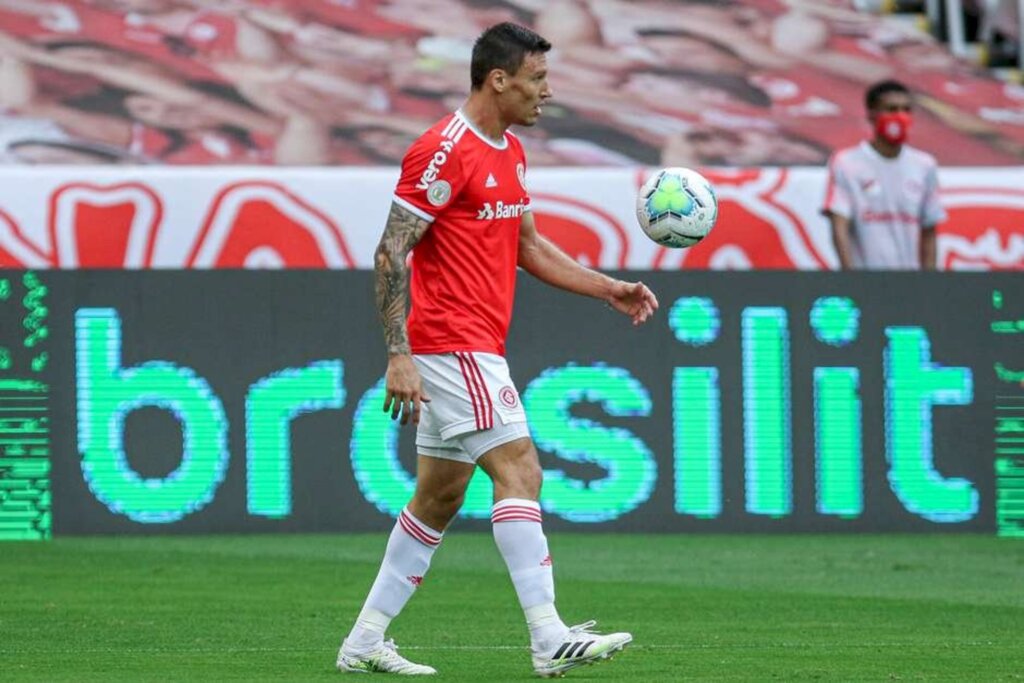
[[383, 355, 431, 426]]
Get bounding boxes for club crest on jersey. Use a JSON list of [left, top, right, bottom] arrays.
[[426, 180, 451, 207], [477, 200, 527, 220], [516, 163, 527, 190], [499, 386, 519, 408], [416, 139, 455, 191]]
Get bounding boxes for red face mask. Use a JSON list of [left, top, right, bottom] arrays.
[[874, 111, 912, 145]]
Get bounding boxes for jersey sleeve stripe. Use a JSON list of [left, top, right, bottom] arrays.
[[441, 115, 460, 138], [392, 195, 435, 223], [445, 119, 467, 142]]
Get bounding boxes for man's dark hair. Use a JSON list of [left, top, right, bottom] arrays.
[[470, 22, 551, 90], [865, 80, 911, 110]]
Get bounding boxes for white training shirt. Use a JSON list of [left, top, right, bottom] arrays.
[[822, 141, 947, 269]]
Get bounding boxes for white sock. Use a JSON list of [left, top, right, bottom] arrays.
[[491, 498, 568, 653], [345, 507, 442, 653]]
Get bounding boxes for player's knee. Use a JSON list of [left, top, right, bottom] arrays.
[[489, 440, 542, 497], [512, 444, 544, 491], [421, 485, 465, 521], [517, 454, 543, 497], [435, 487, 466, 516]]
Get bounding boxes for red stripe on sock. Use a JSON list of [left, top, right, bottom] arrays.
[[401, 511, 441, 542], [492, 505, 542, 516], [399, 512, 440, 547], [492, 511, 543, 523], [401, 511, 442, 541]]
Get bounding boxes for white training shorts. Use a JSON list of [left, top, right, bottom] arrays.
[[414, 352, 529, 463]]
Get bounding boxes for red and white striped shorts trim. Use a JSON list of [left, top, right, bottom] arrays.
[[491, 499, 543, 524], [455, 351, 494, 431], [398, 508, 442, 547]]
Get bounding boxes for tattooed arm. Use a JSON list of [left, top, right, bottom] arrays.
[[375, 201, 432, 424]]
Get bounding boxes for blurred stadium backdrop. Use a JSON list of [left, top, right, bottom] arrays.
[[2, 2, 1024, 680], [0, 2, 1019, 679], [0, 0, 1022, 540]]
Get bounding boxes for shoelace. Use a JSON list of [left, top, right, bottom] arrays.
[[566, 620, 598, 635], [374, 639, 426, 674]]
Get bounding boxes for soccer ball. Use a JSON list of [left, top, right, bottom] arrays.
[[636, 167, 718, 248]]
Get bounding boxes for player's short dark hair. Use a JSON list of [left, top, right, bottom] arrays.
[[470, 22, 551, 90], [865, 80, 911, 110]]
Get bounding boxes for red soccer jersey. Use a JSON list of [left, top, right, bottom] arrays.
[[393, 111, 530, 356]]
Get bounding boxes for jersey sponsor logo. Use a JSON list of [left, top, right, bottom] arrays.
[[858, 177, 882, 197], [860, 210, 919, 226], [426, 180, 451, 207], [415, 139, 455, 191], [477, 200, 527, 220], [499, 386, 519, 408]]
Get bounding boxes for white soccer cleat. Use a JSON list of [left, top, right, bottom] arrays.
[[532, 620, 632, 678], [336, 638, 437, 675]]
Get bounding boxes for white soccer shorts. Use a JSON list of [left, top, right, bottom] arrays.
[[413, 352, 529, 463]]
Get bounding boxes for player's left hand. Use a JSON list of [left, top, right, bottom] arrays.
[[608, 280, 659, 326]]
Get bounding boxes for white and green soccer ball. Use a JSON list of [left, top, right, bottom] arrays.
[[636, 167, 718, 248]]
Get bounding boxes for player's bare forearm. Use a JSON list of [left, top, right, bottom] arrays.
[[518, 211, 617, 299], [828, 214, 855, 270], [518, 212, 658, 325], [374, 202, 431, 355], [920, 228, 937, 271], [519, 227, 616, 300]]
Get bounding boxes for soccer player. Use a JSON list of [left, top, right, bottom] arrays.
[[337, 22, 658, 678], [823, 80, 946, 270]]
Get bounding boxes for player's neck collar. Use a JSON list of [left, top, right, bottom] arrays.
[[863, 139, 903, 161], [455, 110, 508, 150]]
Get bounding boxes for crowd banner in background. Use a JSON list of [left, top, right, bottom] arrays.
[[0, 271, 1022, 539], [1, 0, 1023, 168], [0, 167, 1021, 272]]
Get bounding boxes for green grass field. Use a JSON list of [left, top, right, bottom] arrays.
[[2, 533, 1022, 681]]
